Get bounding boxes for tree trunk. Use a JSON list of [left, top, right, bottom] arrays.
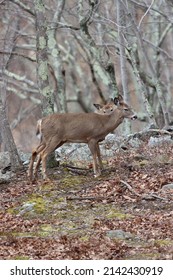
[[0, 93, 22, 171], [47, 0, 67, 113], [122, 0, 170, 128], [117, 0, 131, 134], [0, 8, 22, 170], [77, 0, 119, 100], [34, 0, 57, 167], [34, 0, 54, 116]]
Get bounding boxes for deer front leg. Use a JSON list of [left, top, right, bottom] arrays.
[[88, 140, 101, 177], [96, 143, 103, 171], [33, 154, 41, 179]]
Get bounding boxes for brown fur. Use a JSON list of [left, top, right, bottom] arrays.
[[28, 95, 137, 181]]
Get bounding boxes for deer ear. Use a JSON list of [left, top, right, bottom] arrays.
[[113, 97, 119, 105], [118, 94, 123, 102], [93, 104, 103, 110], [114, 94, 124, 105]]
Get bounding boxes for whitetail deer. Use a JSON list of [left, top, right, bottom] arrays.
[[28, 95, 137, 181], [94, 100, 117, 115]]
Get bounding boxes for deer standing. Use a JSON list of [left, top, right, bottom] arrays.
[[28, 95, 137, 181]]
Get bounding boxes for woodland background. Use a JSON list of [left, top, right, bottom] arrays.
[[0, 0, 173, 169], [0, 0, 173, 260]]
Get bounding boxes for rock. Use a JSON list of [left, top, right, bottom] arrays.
[[0, 151, 31, 182], [162, 183, 173, 190], [148, 136, 173, 147], [0, 152, 12, 182], [0, 170, 13, 183], [56, 143, 92, 162], [55, 134, 122, 162], [19, 202, 36, 215], [106, 229, 133, 240], [128, 138, 141, 148], [18, 151, 31, 164], [0, 152, 10, 169]]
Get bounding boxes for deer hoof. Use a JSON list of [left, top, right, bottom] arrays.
[[94, 172, 101, 178]]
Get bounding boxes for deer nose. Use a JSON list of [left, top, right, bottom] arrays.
[[131, 114, 137, 120]]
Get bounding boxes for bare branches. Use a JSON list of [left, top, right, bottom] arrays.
[[9, 0, 35, 16], [138, 0, 155, 29]]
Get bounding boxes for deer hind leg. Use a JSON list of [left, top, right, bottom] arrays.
[[88, 140, 101, 177], [40, 139, 63, 181], [28, 142, 46, 181], [33, 142, 46, 179], [28, 150, 37, 181], [33, 154, 41, 179]]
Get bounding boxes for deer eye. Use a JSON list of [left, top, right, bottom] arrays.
[[110, 108, 113, 111], [124, 108, 129, 111]]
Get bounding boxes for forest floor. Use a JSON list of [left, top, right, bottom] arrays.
[[0, 141, 173, 260]]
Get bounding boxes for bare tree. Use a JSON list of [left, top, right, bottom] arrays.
[[34, 0, 54, 116], [76, 0, 119, 101], [117, 0, 131, 134], [47, 0, 67, 113], [0, 5, 22, 170], [1, 0, 173, 156]]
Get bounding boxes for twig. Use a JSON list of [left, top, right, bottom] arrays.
[[62, 164, 89, 171], [66, 196, 104, 201], [142, 193, 168, 201], [120, 180, 141, 197], [120, 180, 168, 201]]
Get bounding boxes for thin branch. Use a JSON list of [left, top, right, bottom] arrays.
[[143, 38, 173, 62], [120, 180, 141, 197], [10, 104, 39, 130], [120, 180, 168, 201], [128, 0, 173, 24], [0, 50, 36, 62], [138, 0, 155, 29], [47, 23, 79, 31], [67, 196, 105, 201], [9, 0, 35, 16], [1, 69, 36, 87], [6, 87, 41, 105]]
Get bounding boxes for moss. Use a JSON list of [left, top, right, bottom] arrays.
[[106, 209, 131, 220], [139, 160, 149, 166], [93, 62, 110, 86], [24, 195, 46, 214], [127, 253, 160, 260], [47, 36, 56, 49], [60, 174, 86, 189], [38, 224, 54, 237], [13, 256, 30, 260], [7, 207, 18, 215], [38, 61, 48, 81], [41, 183, 54, 191], [13, 232, 38, 238], [79, 235, 90, 242], [39, 36, 46, 49], [35, 0, 45, 12], [154, 239, 173, 246], [51, 48, 59, 57]]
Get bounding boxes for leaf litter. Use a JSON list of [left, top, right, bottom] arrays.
[[0, 142, 173, 259]]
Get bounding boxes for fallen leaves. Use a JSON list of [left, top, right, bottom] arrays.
[[0, 142, 173, 259]]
